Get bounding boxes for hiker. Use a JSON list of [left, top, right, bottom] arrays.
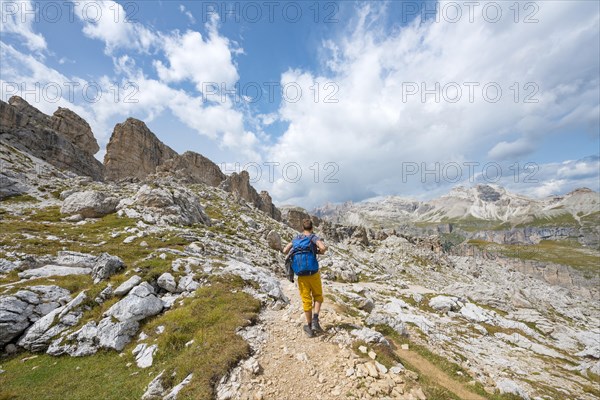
[[283, 218, 327, 338]]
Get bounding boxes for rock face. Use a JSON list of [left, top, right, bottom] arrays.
[[60, 191, 119, 218], [156, 151, 226, 186], [220, 171, 281, 221], [104, 118, 178, 181], [50, 107, 99, 156], [0, 97, 103, 180], [279, 206, 311, 232]]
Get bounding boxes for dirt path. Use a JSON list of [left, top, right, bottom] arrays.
[[393, 346, 487, 400], [218, 279, 487, 400]]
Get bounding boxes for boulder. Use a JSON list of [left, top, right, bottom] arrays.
[[105, 282, 163, 322], [114, 275, 142, 296], [429, 295, 462, 313], [61, 191, 119, 218], [0, 296, 33, 347], [177, 275, 199, 293], [104, 118, 177, 181], [91, 253, 124, 283], [350, 327, 390, 346], [156, 151, 225, 186], [0, 258, 18, 274], [157, 273, 177, 293], [266, 230, 282, 251]]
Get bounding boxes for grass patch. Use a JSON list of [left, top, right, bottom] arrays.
[[467, 239, 600, 274], [0, 194, 38, 204]]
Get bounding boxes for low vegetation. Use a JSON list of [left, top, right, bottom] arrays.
[[0, 279, 261, 400]]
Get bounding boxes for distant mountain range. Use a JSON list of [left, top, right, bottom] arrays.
[[314, 185, 600, 246]]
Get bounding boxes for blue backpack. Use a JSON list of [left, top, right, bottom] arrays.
[[290, 234, 319, 276]]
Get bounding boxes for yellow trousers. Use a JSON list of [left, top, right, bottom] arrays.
[[297, 271, 324, 312]]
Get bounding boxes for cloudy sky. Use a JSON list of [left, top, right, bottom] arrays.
[[1, 0, 598, 208]]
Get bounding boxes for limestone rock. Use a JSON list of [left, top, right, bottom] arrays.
[[220, 171, 281, 221], [220, 260, 288, 304], [280, 206, 311, 232], [91, 253, 124, 283], [133, 343, 158, 368], [114, 275, 142, 296], [48, 316, 139, 355], [0, 296, 34, 347], [0, 97, 104, 180], [61, 191, 119, 218], [157, 273, 177, 293], [156, 151, 225, 186], [18, 265, 91, 279], [105, 282, 164, 322], [0, 259, 18, 274], [142, 370, 166, 400], [350, 327, 390, 346], [429, 295, 462, 313], [266, 230, 282, 251], [124, 184, 211, 226], [50, 107, 99, 156], [104, 118, 177, 181], [496, 379, 530, 400], [18, 291, 86, 351], [164, 373, 193, 400]]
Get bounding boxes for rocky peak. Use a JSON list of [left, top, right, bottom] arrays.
[[50, 107, 99, 156], [0, 97, 104, 180], [156, 151, 225, 187], [219, 171, 281, 221], [104, 118, 178, 181]]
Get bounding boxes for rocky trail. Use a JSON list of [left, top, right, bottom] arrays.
[[216, 279, 476, 400]]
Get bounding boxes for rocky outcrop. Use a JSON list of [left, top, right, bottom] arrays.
[[18, 291, 87, 351], [60, 190, 119, 218], [118, 183, 211, 226], [0, 286, 71, 348], [50, 107, 99, 156], [220, 171, 281, 221], [156, 151, 225, 186], [259, 191, 281, 221], [0, 97, 103, 180], [104, 118, 177, 181]]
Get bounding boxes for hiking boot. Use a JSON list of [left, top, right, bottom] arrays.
[[303, 324, 314, 338], [311, 317, 322, 333]]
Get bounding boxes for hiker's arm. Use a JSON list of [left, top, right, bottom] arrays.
[[283, 242, 292, 255], [316, 240, 327, 254]]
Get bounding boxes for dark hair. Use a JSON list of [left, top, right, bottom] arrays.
[[302, 218, 313, 231]]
